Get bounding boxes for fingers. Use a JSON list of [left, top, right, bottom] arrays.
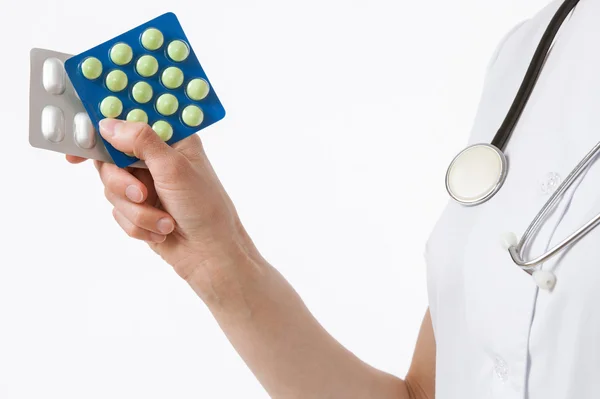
[[112, 209, 169, 243], [106, 190, 175, 236], [131, 168, 159, 207], [96, 161, 148, 203], [98, 119, 193, 180], [66, 155, 87, 164], [98, 159, 174, 243]]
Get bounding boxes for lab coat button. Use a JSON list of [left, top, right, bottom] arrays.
[[494, 356, 509, 382], [533, 270, 557, 290], [541, 172, 562, 195]]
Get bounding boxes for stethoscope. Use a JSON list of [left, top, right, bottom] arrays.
[[445, 0, 600, 290]]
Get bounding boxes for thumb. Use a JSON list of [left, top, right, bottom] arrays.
[[99, 119, 190, 179]]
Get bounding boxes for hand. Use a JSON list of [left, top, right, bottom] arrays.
[[67, 119, 260, 287]]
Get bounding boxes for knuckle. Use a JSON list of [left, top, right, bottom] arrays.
[[173, 153, 190, 168], [162, 153, 190, 177], [131, 208, 145, 226], [102, 168, 116, 189], [169, 153, 188, 171], [133, 123, 183, 164], [138, 123, 154, 136], [104, 187, 115, 202], [126, 225, 143, 239], [133, 124, 158, 152], [175, 135, 205, 161]]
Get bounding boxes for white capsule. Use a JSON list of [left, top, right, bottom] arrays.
[[41, 105, 65, 143], [74, 112, 96, 149], [500, 232, 518, 250], [533, 270, 557, 291], [42, 58, 66, 95]]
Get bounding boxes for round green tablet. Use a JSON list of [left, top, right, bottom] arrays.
[[136, 55, 159, 77], [167, 40, 190, 62], [156, 93, 179, 116], [186, 78, 210, 101], [152, 120, 173, 141], [181, 105, 204, 127], [105, 70, 128, 92], [100, 96, 123, 118], [110, 43, 133, 65], [161, 67, 184, 89], [131, 81, 153, 104], [81, 57, 103, 80], [141, 28, 164, 50], [126, 109, 148, 123]]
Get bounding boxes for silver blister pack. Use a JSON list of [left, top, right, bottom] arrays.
[[29, 48, 145, 167]]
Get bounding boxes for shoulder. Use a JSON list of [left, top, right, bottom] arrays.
[[486, 0, 569, 77], [463, 0, 568, 145]]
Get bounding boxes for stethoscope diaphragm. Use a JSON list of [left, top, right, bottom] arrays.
[[445, 143, 507, 206]]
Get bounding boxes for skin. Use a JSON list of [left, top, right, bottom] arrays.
[[66, 119, 436, 399]]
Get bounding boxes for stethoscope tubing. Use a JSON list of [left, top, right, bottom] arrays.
[[491, 0, 580, 151], [509, 140, 600, 272]]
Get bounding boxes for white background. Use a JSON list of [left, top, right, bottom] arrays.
[[0, 0, 550, 398]]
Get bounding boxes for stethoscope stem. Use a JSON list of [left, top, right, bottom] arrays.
[[510, 212, 600, 273]]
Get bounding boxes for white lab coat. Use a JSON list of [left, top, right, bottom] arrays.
[[425, 0, 600, 397]]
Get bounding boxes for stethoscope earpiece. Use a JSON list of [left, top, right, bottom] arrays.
[[532, 270, 557, 291]]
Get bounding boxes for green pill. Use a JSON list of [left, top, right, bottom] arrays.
[[167, 40, 189, 62], [156, 93, 179, 116], [141, 28, 164, 50], [100, 96, 123, 118], [161, 67, 184, 89], [136, 55, 159, 77], [81, 57, 103, 80], [110, 43, 133, 65], [131, 81, 153, 104], [105, 70, 128, 92], [186, 78, 210, 101], [152, 121, 173, 142], [126, 109, 148, 123], [181, 105, 204, 127]]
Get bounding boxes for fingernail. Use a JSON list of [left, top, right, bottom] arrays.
[[150, 233, 167, 243], [125, 185, 143, 203], [99, 119, 124, 138], [157, 218, 174, 234]]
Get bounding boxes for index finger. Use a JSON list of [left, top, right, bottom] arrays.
[[66, 155, 88, 164]]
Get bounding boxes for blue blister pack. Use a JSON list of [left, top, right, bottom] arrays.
[[64, 12, 226, 168]]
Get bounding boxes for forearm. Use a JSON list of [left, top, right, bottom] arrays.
[[80, 120, 433, 398], [186, 246, 411, 399]]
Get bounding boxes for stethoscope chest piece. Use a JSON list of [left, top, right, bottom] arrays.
[[446, 143, 507, 206]]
